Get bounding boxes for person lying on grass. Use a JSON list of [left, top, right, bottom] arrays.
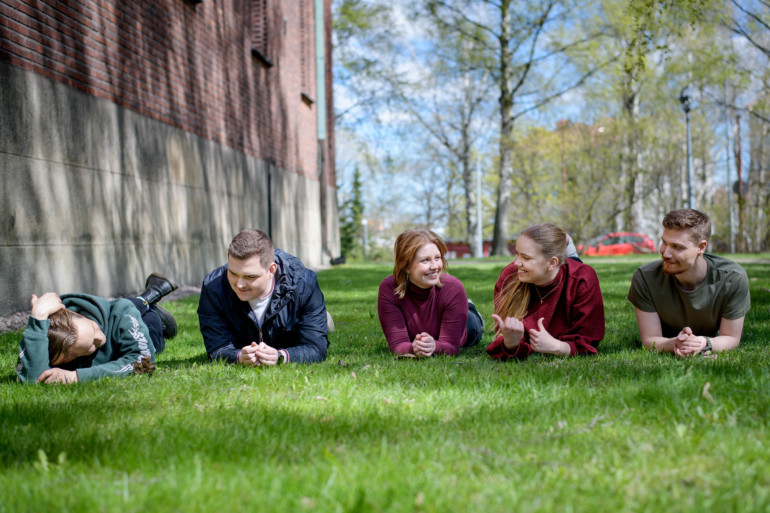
[[487, 223, 605, 360], [628, 209, 750, 357], [16, 273, 179, 384], [198, 229, 331, 365], [377, 229, 484, 357]]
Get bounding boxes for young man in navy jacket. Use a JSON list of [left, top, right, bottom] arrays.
[[198, 229, 330, 365]]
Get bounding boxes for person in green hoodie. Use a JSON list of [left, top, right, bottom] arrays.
[[16, 273, 179, 384]]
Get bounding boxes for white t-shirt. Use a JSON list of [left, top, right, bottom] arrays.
[[249, 288, 274, 327]]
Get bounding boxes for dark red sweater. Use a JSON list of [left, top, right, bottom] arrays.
[[377, 274, 468, 355], [486, 258, 604, 360]]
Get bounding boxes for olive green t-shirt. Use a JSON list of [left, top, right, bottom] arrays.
[[627, 254, 751, 337]]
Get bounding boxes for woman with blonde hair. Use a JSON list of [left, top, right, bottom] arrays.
[[487, 223, 604, 360], [378, 229, 483, 356]]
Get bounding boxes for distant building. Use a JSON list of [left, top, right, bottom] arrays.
[[0, 0, 338, 314]]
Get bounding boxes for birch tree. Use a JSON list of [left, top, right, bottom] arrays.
[[425, 0, 610, 254]]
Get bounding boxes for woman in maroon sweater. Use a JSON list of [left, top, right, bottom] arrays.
[[378, 229, 483, 356], [487, 223, 604, 360]]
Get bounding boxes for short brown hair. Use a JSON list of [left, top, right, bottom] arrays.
[[662, 209, 711, 244], [392, 229, 448, 299], [48, 309, 78, 366], [228, 229, 275, 268]]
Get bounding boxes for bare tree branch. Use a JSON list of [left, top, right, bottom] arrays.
[[510, 55, 619, 121], [731, 0, 770, 31], [427, 0, 499, 39]]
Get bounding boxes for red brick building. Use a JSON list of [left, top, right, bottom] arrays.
[[0, 0, 338, 314]]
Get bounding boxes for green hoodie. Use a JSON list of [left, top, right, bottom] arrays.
[[16, 293, 156, 384]]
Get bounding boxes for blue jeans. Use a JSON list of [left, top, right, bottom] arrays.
[[465, 300, 484, 347], [127, 298, 165, 354]]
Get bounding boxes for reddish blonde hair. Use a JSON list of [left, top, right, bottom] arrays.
[[392, 229, 448, 299]]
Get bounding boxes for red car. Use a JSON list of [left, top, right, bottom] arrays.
[[578, 232, 656, 256]]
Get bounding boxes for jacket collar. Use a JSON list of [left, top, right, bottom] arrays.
[[228, 249, 306, 322]]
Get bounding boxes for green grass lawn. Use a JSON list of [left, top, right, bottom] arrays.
[[1, 255, 769, 512]]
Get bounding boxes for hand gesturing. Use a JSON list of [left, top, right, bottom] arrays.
[[491, 314, 524, 349]]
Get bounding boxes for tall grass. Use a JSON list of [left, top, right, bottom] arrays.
[[1, 256, 768, 512]]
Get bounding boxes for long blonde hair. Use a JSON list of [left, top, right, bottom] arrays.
[[392, 229, 448, 299], [494, 223, 568, 322]]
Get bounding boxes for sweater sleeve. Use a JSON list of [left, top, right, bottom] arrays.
[[485, 335, 533, 360], [75, 310, 153, 382], [433, 280, 468, 356], [558, 269, 605, 356], [16, 317, 52, 384], [377, 279, 414, 354]]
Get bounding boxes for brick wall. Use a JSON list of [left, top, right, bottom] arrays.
[[0, 0, 338, 315], [0, 0, 335, 185]]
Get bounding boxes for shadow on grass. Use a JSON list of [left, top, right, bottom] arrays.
[[156, 353, 211, 369], [1, 372, 18, 384]]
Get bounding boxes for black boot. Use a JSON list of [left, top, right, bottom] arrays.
[[154, 304, 178, 339], [138, 272, 179, 306]]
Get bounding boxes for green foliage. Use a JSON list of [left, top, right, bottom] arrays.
[[335, 0, 770, 249], [624, 0, 719, 78], [333, 0, 393, 80], [339, 167, 365, 259], [1, 258, 770, 511], [334, 0, 390, 44]]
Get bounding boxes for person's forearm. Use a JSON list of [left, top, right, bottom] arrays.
[[76, 357, 138, 382], [434, 340, 460, 356], [18, 317, 52, 384], [389, 341, 414, 355], [641, 336, 677, 353], [552, 340, 572, 356], [561, 337, 600, 357], [502, 334, 521, 350], [487, 336, 532, 360], [705, 334, 741, 352], [209, 343, 239, 362], [286, 337, 328, 363]]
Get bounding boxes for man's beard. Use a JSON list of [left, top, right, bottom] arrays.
[[662, 260, 684, 275]]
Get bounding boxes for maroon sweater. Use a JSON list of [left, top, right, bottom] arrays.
[[486, 258, 604, 360], [378, 274, 469, 355]]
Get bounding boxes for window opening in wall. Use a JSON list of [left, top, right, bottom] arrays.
[[252, 0, 274, 66], [299, 0, 314, 104]]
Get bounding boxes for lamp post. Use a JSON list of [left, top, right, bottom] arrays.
[[475, 159, 483, 258], [679, 86, 694, 209]]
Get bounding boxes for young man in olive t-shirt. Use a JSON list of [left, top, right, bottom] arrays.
[[627, 209, 750, 357]]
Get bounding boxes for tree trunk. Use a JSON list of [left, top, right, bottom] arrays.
[[735, 113, 747, 252], [461, 71, 481, 258], [491, 0, 513, 256], [621, 79, 640, 231], [750, 113, 768, 251], [462, 150, 480, 258]]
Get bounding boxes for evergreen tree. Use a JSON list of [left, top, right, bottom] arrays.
[[339, 167, 365, 258]]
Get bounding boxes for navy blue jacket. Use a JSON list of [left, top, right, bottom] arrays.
[[197, 249, 329, 363]]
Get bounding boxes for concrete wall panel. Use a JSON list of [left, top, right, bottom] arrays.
[[0, 60, 334, 315]]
